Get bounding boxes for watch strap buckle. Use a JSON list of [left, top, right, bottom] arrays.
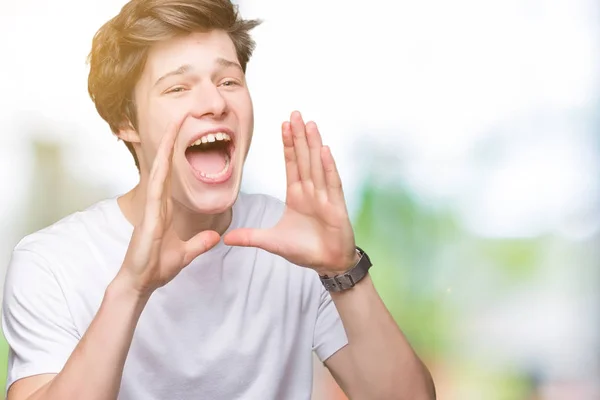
[[319, 246, 372, 292]]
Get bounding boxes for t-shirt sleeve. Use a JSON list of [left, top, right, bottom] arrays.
[[312, 284, 348, 362], [2, 248, 80, 391]]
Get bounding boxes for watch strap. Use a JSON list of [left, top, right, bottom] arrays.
[[319, 246, 372, 292]]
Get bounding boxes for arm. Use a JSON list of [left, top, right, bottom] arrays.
[[6, 115, 220, 400], [223, 111, 435, 400], [9, 277, 148, 400], [325, 274, 436, 400]]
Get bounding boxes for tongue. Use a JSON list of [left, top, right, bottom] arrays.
[[187, 148, 227, 175]]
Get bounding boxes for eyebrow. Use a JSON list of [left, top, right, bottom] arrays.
[[154, 64, 193, 87], [153, 58, 243, 87], [215, 57, 243, 72]]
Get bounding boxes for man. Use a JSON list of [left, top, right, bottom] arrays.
[[2, 0, 435, 399]]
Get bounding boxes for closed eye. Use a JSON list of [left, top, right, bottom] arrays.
[[220, 79, 241, 87], [165, 86, 187, 94]]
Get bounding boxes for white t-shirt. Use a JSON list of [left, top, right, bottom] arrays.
[[1, 192, 348, 399]]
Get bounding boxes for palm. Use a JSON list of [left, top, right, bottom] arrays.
[[224, 112, 357, 274], [147, 223, 192, 286]]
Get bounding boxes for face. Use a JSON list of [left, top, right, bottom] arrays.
[[121, 30, 254, 214]]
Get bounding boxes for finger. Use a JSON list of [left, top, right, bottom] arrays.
[[282, 121, 300, 186], [290, 111, 311, 182], [222, 228, 280, 254], [305, 121, 326, 192], [145, 117, 187, 220], [183, 230, 221, 265], [321, 146, 346, 206]]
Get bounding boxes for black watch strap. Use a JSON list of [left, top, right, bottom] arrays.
[[319, 246, 372, 292]]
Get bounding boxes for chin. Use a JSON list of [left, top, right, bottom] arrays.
[[184, 185, 241, 215], [173, 164, 244, 216]]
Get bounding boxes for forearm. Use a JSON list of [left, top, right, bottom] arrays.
[[26, 274, 149, 400], [331, 274, 435, 400]]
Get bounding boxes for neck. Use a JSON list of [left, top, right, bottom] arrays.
[[117, 183, 232, 241]]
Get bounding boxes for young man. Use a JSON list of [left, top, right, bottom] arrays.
[[2, 0, 435, 399]]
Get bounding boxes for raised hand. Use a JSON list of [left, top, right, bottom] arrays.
[[118, 117, 221, 296], [223, 111, 358, 275]]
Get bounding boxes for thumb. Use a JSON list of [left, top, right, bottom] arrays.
[[223, 228, 279, 253], [183, 230, 221, 263]]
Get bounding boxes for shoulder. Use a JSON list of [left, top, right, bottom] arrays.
[[8, 197, 120, 273]]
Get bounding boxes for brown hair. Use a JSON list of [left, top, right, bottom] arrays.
[[87, 0, 261, 170]]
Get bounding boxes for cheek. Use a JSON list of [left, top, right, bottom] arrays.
[[136, 115, 168, 169], [227, 87, 252, 110], [230, 92, 254, 130], [142, 100, 188, 145], [244, 91, 254, 118], [137, 133, 160, 171], [246, 98, 255, 140], [149, 98, 187, 126]]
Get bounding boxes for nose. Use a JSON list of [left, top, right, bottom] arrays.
[[190, 82, 228, 120]]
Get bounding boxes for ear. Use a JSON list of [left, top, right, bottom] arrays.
[[115, 120, 141, 144]]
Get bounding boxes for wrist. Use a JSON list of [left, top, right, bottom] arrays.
[[319, 246, 373, 292], [108, 272, 153, 306], [317, 250, 361, 277]]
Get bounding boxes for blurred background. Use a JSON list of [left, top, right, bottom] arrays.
[[1, 0, 599, 399]]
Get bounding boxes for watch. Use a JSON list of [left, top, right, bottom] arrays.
[[319, 246, 372, 292]]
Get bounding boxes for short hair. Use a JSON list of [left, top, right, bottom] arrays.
[[87, 0, 261, 169]]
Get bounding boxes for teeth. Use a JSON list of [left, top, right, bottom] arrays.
[[199, 154, 230, 179], [189, 132, 231, 148]]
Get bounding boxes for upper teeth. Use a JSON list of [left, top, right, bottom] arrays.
[[189, 132, 231, 147]]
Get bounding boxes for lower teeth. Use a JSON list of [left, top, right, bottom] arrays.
[[199, 155, 230, 179]]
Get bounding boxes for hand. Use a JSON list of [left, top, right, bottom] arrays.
[[223, 111, 357, 275], [118, 116, 221, 296]]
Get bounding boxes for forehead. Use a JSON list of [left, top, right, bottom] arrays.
[[142, 30, 238, 82]]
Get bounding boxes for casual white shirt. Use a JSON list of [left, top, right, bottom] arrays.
[[2, 192, 348, 399]]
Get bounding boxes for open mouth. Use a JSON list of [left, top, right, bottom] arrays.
[[185, 132, 234, 181]]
